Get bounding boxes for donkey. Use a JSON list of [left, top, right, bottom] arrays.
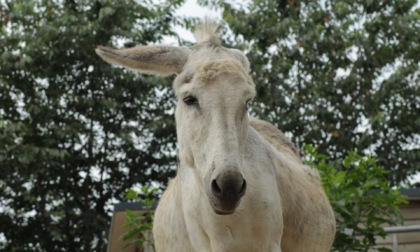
[[96, 19, 336, 252]]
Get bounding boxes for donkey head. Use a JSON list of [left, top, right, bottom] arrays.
[[96, 19, 256, 215]]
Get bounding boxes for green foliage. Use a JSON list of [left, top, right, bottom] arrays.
[[122, 186, 158, 251], [0, 0, 184, 250], [305, 145, 407, 252], [200, 0, 420, 185]]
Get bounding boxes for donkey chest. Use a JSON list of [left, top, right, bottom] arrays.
[[182, 195, 282, 252]]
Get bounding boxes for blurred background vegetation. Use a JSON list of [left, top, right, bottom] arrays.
[[0, 0, 419, 251]]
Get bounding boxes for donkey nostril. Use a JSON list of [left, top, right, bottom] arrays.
[[238, 179, 246, 197], [211, 179, 222, 197]]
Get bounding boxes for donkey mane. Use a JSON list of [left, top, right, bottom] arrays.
[[193, 17, 221, 45]]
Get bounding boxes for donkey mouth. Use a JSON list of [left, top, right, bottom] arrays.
[[213, 208, 236, 215], [210, 196, 243, 215]]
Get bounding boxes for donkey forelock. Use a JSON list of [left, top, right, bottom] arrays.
[[193, 17, 221, 45]]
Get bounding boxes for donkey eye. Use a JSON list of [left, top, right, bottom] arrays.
[[183, 96, 198, 106], [246, 99, 253, 108]]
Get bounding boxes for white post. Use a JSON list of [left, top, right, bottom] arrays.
[[392, 233, 398, 252]]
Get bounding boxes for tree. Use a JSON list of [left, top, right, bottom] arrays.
[[0, 0, 183, 250], [305, 146, 406, 251], [200, 0, 420, 185]]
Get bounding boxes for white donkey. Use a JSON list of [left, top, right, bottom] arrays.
[[96, 19, 336, 252]]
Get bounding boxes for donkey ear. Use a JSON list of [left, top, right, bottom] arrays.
[[95, 45, 190, 75]]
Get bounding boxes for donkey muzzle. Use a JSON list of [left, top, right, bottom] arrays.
[[209, 170, 246, 215]]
